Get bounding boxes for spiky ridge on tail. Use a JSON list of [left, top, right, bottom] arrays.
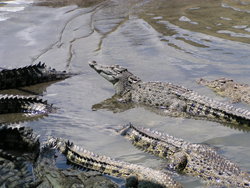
[[50, 137, 182, 188], [0, 125, 40, 187], [0, 95, 53, 114], [0, 124, 40, 153], [182, 90, 250, 126], [118, 124, 250, 188], [0, 62, 72, 90], [162, 83, 250, 126]]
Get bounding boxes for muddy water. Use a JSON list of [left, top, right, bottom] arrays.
[[0, 0, 250, 187]]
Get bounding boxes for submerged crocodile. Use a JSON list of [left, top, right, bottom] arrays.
[[0, 124, 182, 188], [117, 123, 250, 187], [197, 77, 250, 105], [89, 61, 250, 127]]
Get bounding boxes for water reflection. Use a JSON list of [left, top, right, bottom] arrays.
[[140, 0, 250, 44], [0, 113, 47, 125], [34, 0, 105, 8], [0, 0, 249, 187], [93, 95, 250, 132]]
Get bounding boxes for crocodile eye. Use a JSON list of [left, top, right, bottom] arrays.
[[128, 76, 138, 84]]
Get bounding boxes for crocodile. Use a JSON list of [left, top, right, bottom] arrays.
[[0, 124, 182, 188], [0, 125, 119, 188], [34, 139, 119, 188], [0, 125, 40, 187], [0, 62, 75, 116], [0, 62, 74, 90], [197, 77, 250, 105], [117, 123, 250, 187], [52, 137, 182, 188], [89, 61, 250, 127], [0, 95, 53, 115]]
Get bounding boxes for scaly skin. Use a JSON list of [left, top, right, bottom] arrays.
[[53, 137, 182, 188], [1, 125, 180, 187], [118, 124, 250, 187], [89, 61, 250, 127], [0, 95, 54, 115], [35, 139, 118, 188], [0, 62, 75, 115], [0, 125, 118, 188], [197, 77, 250, 105], [0, 124, 40, 154], [0, 125, 40, 187], [0, 62, 74, 90]]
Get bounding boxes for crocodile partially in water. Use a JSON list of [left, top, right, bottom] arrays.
[[0, 62, 75, 116], [117, 123, 250, 188], [0, 124, 182, 188], [2, 123, 249, 188], [197, 77, 250, 105], [0, 125, 40, 187], [89, 61, 250, 127], [0, 125, 119, 188], [0, 62, 74, 90], [53, 137, 181, 188], [0, 95, 53, 115]]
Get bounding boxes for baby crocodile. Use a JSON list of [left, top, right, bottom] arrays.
[[118, 123, 250, 187], [197, 77, 250, 105], [89, 61, 250, 127]]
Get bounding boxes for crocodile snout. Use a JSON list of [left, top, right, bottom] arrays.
[[89, 61, 97, 68]]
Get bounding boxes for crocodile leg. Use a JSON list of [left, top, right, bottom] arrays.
[[118, 124, 250, 187], [89, 61, 250, 128]]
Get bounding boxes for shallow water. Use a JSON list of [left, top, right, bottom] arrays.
[[0, 0, 250, 187]]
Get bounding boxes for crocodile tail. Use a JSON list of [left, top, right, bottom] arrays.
[[0, 125, 40, 187], [127, 124, 243, 174], [0, 125, 40, 154], [180, 91, 250, 126], [118, 123, 182, 159], [0, 95, 54, 114], [0, 62, 73, 90], [51, 137, 182, 188]]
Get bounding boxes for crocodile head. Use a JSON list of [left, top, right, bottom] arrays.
[[89, 61, 141, 95], [197, 78, 234, 91]]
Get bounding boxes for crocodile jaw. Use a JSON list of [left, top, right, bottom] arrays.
[[89, 61, 142, 95], [89, 61, 120, 84]]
